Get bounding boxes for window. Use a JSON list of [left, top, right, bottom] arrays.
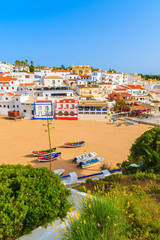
[[13, 105, 15, 108], [17, 105, 19, 108], [64, 111, 69, 116], [52, 80, 55, 84], [58, 111, 63, 116], [70, 111, 75, 116], [72, 104, 74, 109], [7, 105, 9, 108], [3, 105, 6, 108], [0, 105, 2, 107], [60, 104, 63, 109], [16, 98, 18, 101], [6, 87, 9, 90], [58, 80, 60, 83], [12, 87, 14, 89], [6, 98, 8, 100], [1, 87, 3, 89], [23, 110, 26, 113], [66, 104, 69, 109]]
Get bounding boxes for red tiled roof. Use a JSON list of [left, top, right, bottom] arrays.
[[41, 68, 51, 70], [7, 92, 14, 96], [79, 75, 89, 77], [19, 83, 35, 86], [0, 76, 17, 81], [69, 79, 76, 81], [150, 91, 160, 94], [127, 85, 143, 89], [114, 88, 127, 91], [0, 72, 10, 76], [14, 94, 21, 97], [51, 70, 70, 72], [99, 83, 112, 85]]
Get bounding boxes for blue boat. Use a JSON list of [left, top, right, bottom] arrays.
[[64, 141, 85, 148], [38, 152, 61, 162], [77, 157, 104, 168]]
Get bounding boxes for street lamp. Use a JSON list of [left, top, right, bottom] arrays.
[[45, 107, 53, 171]]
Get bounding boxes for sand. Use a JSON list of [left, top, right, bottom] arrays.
[[0, 117, 150, 177]]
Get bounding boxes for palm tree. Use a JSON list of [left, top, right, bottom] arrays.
[[114, 100, 126, 113], [31, 61, 33, 66], [142, 143, 160, 171], [25, 59, 28, 66]]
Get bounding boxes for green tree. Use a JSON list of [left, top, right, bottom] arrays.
[[25, 59, 28, 66], [121, 127, 160, 173], [67, 66, 72, 70], [29, 65, 35, 72], [108, 69, 116, 73], [0, 164, 71, 239], [114, 100, 126, 112], [31, 60, 33, 66]]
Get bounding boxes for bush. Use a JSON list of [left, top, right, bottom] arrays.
[[121, 127, 160, 173], [62, 191, 130, 240], [0, 164, 71, 240], [61, 187, 160, 240]]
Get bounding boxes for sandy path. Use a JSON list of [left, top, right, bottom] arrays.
[[0, 117, 150, 177]]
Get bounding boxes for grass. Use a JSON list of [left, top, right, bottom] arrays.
[[62, 172, 160, 240]]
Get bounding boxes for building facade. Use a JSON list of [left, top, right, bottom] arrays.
[[55, 99, 78, 120]]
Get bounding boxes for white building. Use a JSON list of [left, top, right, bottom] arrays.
[[0, 76, 19, 92], [43, 76, 63, 87]]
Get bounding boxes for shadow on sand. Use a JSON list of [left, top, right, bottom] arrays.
[[24, 154, 34, 158]]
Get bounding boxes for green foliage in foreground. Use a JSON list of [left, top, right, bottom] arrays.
[[62, 186, 160, 240], [121, 127, 160, 173], [0, 164, 71, 240]]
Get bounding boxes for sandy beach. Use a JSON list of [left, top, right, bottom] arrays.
[[0, 117, 150, 177]]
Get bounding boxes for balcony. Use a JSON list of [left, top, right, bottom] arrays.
[[96, 109, 101, 111]]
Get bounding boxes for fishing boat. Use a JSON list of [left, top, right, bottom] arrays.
[[53, 169, 65, 176], [64, 141, 85, 148], [38, 152, 61, 162], [73, 152, 97, 163], [77, 157, 104, 169], [32, 148, 56, 156]]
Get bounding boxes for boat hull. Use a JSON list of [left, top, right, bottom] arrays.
[[38, 152, 61, 161], [32, 148, 56, 156], [79, 157, 104, 169], [38, 156, 60, 162], [53, 169, 65, 175], [64, 141, 85, 148], [74, 152, 97, 163]]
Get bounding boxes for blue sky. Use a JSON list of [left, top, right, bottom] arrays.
[[0, 0, 160, 74]]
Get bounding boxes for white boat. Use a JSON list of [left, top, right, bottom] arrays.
[[77, 157, 104, 169], [73, 152, 97, 163], [53, 169, 65, 176]]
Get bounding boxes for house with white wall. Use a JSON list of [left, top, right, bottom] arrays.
[[34, 100, 53, 120], [0, 76, 19, 92], [43, 76, 63, 87]]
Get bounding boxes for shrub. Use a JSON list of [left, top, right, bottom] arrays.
[[61, 186, 160, 240], [61, 191, 130, 240], [121, 127, 160, 173], [0, 164, 71, 240]]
